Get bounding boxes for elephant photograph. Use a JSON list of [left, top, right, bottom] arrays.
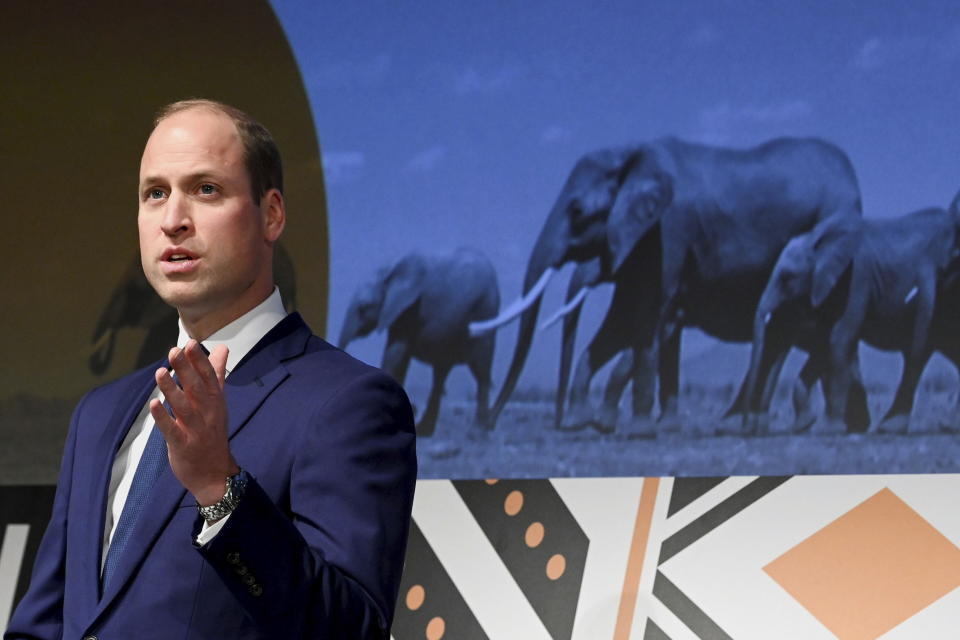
[[474, 137, 863, 437], [304, 1, 960, 478], [338, 247, 499, 437]]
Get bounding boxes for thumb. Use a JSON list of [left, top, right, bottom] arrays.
[[210, 344, 229, 385]]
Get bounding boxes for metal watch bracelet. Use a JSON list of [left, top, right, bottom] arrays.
[[197, 469, 247, 522]]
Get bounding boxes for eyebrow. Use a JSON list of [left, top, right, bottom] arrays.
[[139, 171, 223, 189]]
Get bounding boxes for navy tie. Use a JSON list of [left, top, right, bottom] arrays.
[[100, 348, 206, 591], [101, 411, 169, 590]]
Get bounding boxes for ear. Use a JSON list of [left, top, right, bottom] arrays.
[[377, 255, 426, 331], [261, 188, 286, 243], [607, 154, 673, 272], [810, 218, 862, 307]]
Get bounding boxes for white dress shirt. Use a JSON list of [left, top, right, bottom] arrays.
[[101, 288, 287, 571]]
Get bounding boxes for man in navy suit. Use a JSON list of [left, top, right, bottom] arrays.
[[5, 100, 417, 639]]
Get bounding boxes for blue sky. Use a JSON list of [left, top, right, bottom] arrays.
[[270, 0, 960, 393]]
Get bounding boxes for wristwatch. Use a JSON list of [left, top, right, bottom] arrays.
[[197, 469, 248, 522]]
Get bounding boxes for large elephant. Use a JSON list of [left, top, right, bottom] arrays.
[[476, 137, 862, 434], [744, 202, 960, 434], [90, 244, 297, 374], [339, 246, 499, 437]]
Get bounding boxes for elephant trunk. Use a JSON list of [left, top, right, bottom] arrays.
[[488, 221, 568, 427], [555, 281, 587, 429], [338, 312, 359, 350], [89, 330, 116, 376], [744, 301, 775, 415]]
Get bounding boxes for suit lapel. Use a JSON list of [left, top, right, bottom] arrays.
[[220, 313, 311, 438], [92, 314, 311, 617], [79, 365, 158, 613]]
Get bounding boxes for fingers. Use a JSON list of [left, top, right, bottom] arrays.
[[155, 364, 197, 424], [149, 386, 186, 447], [172, 341, 218, 394]]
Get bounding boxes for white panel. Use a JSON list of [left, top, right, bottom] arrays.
[[0, 524, 30, 634]]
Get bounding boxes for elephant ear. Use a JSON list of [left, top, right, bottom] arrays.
[[810, 217, 863, 307], [377, 255, 426, 331], [607, 153, 674, 273]]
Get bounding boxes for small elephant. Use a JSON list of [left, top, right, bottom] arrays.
[[744, 202, 960, 434], [339, 247, 500, 437]]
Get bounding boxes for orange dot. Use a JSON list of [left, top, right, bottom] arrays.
[[525, 522, 545, 547], [406, 584, 425, 611], [485, 478, 499, 485], [546, 554, 566, 580], [504, 490, 524, 516], [426, 616, 445, 640]]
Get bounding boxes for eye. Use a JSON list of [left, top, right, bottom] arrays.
[[198, 183, 218, 195], [147, 188, 166, 200]]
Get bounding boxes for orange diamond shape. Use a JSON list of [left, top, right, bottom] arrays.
[[764, 488, 960, 640]]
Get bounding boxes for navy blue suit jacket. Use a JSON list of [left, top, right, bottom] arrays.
[[5, 313, 417, 639]]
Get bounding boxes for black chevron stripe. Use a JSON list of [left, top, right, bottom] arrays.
[[667, 477, 728, 517], [653, 570, 732, 640], [659, 476, 792, 565], [644, 617, 672, 639]]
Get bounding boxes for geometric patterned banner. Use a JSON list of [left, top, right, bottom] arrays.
[[4, 477, 960, 639]]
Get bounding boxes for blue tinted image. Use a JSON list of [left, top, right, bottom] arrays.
[[272, 0, 960, 478]]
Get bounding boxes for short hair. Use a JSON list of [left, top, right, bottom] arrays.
[[153, 99, 283, 202]]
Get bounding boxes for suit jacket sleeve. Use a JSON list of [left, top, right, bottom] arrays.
[[4, 393, 86, 640], [195, 367, 417, 639]]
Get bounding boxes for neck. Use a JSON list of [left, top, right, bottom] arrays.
[[179, 286, 274, 341]]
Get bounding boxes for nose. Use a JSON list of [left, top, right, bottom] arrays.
[[160, 191, 192, 237]]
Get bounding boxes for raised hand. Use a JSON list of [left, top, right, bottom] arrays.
[[150, 339, 239, 507]]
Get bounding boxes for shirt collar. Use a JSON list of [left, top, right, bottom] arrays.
[[176, 287, 287, 375]]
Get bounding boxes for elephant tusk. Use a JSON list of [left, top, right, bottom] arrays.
[[538, 286, 591, 332], [469, 267, 556, 336], [763, 311, 772, 326], [904, 286, 918, 304]]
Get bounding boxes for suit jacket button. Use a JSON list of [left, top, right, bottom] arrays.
[[242, 573, 256, 586], [83, 636, 98, 640], [235, 564, 248, 576], [249, 584, 263, 597], [226, 552, 241, 565]]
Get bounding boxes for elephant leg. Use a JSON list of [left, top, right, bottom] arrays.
[[844, 357, 870, 434], [381, 339, 412, 385], [599, 349, 634, 432], [417, 364, 452, 438], [876, 351, 929, 434], [821, 342, 858, 435], [936, 348, 960, 432], [627, 345, 658, 437], [719, 339, 788, 437], [555, 284, 585, 430], [565, 314, 630, 433], [657, 323, 682, 433], [792, 352, 822, 433], [468, 338, 495, 430], [754, 348, 789, 435]]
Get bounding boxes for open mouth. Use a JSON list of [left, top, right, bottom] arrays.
[[160, 248, 200, 273]]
